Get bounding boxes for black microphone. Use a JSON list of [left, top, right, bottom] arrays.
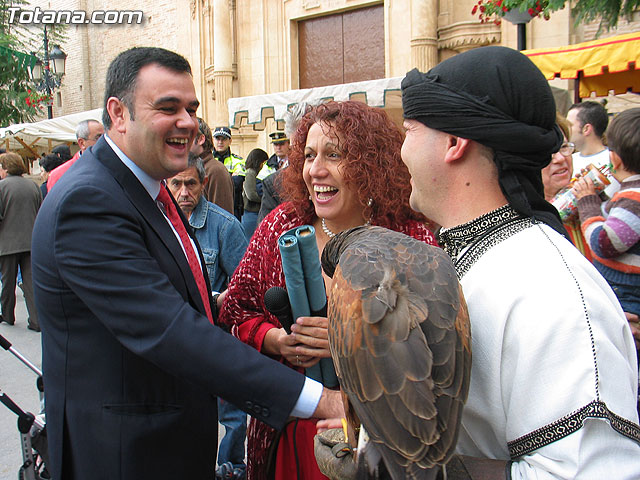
[[264, 286, 294, 334]]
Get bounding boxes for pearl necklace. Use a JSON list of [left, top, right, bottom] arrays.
[[321, 217, 370, 238]]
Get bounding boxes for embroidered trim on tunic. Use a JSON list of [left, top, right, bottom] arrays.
[[508, 400, 640, 459], [437, 205, 519, 259], [437, 205, 533, 279]]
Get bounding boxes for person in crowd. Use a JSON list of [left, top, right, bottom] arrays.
[[257, 133, 291, 224], [567, 100, 610, 175], [242, 148, 268, 239], [167, 153, 247, 298], [567, 100, 620, 201], [0, 152, 42, 331], [47, 119, 104, 192], [258, 131, 290, 180], [542, 113, 574, 202], [269, 132, 290, 168], [220, 100, 437, 480], [51, 144, 72, 163], [30, 46, 342, 480], [213, 126, 245, 221], [192, 117, 234, 215], [167, 154, 249, 480], [541, 113, 593, 259], [400, 46, 640, 479], [257, 167, 284, 225], [573, 107, 640, 324], [38, 153, 65, 199]]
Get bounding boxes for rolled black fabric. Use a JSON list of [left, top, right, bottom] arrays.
[[402, 46, 566, 236]]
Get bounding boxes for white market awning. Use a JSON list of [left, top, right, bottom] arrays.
[[0, 108, 103, 144], [228, 77, 403, 129], [0, 108, 102, 153]]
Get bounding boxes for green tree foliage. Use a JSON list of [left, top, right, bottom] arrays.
[[0, 0, 67, 126], [474, 0, 639, 31], [1, 0, 36, 125], [572, 0, 640, 31]]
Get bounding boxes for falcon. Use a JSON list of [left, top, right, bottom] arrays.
[[320, 225, 471, 480]]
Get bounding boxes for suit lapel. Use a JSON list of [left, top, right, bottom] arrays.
[[90, 138, 208, 314]]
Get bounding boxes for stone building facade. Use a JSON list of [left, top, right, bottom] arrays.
[[190, 0, 640, 156], [21, 0, 640, 156], [25, 0, 194, 118]]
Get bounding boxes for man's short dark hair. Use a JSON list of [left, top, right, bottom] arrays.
[[39, 153, 65, 172], [607, 108, 640, 174], [568, 101, 609, 138], [102, 47, 192, 129], [196, 117, 214, 155], [51, 144, 72, 162]]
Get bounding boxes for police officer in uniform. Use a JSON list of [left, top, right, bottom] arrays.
[[213, 127, 245, 221]]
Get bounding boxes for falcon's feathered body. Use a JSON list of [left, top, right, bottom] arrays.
[[321, 226, 471, 480]]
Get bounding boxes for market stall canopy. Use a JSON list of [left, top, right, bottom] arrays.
[[524, 32, 640, 98], [0, 108, 103, 143], [0, 108, 103, 157], [228, 76, 403, 130]]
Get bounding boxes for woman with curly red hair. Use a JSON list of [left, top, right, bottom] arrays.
[[219, 101, 437, 480]]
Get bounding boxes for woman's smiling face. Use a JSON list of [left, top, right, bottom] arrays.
[[303, 122, 364, 227]]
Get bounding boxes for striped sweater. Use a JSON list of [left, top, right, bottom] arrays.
[[577, 174, 640, 287]]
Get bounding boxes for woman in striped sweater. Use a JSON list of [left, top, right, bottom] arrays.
[[574, 108, 640, 319]]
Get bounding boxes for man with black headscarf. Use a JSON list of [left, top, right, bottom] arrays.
[[401, 47, 640, 479]]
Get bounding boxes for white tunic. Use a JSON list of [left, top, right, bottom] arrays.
[[439, 206, 640, 479]]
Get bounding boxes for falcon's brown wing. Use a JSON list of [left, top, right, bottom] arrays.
[[325, 226, 471, 480]]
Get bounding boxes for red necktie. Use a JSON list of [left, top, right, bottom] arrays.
[[157, 185, 214, 324]]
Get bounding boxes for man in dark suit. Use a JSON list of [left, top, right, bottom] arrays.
[[31, 47, 340, 480], [256, 133, 290, 224], [256, 168, 283, 224]]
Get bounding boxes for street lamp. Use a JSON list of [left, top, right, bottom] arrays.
[[503, 9, 535, 51], [29, 26, 66, 119]]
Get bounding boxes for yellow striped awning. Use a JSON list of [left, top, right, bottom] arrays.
[[524, 32, 640, 98]]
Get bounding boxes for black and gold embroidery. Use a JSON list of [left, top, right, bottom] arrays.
[[508, 400, 640, 458]]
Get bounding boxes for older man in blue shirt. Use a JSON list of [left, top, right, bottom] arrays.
[[168, 153, 248, 480]]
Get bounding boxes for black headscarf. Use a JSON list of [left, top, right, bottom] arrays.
[[402, 46, 566, 236]]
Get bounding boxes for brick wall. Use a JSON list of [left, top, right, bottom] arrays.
[[24, 0, 193, 119]]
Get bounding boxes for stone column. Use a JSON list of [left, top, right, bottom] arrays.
[[410, 0, 439, 71], [213, 0, 234, 126]]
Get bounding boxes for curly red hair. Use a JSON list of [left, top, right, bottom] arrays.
[[281, 101, 426, 227]]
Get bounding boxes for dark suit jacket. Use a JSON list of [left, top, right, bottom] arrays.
[[31, 137, 304, 480], [257, 170, 283, 224]]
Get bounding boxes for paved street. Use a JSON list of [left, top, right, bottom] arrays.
[[0, 287, 42, 480]]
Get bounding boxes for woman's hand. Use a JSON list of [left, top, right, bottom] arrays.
[[289, 316, 331, 367], [262, 320, 329, 368], [572, 177, 596, 199]]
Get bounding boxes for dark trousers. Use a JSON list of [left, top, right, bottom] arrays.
[[0, 252, 38, 328]]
